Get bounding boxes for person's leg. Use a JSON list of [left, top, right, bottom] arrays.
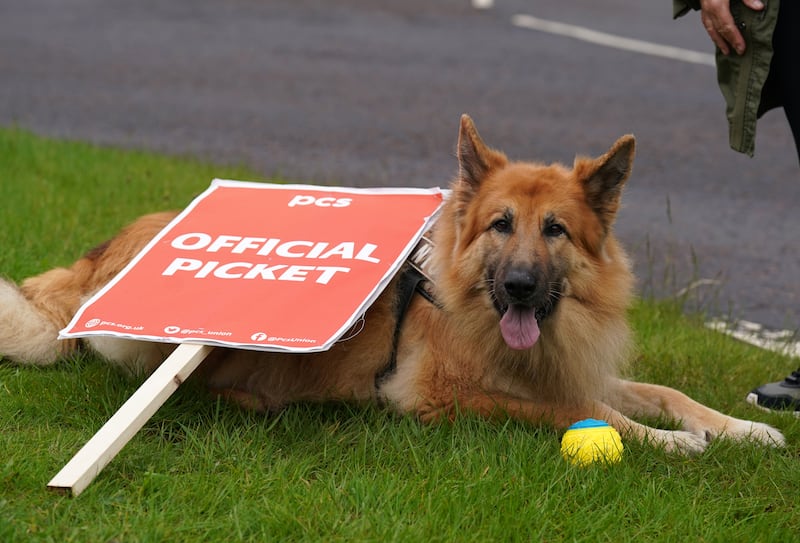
[[746, 1, 800, 413], [770, 0, 800, 161]]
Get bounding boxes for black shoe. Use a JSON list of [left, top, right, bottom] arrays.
[[746, 369, 800, 416]]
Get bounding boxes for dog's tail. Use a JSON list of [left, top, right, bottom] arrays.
[[0, 272, 80, 364], [1, 253, 104, 364], [0, 211, 177, 365]]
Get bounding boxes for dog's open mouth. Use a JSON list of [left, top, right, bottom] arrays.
[[499, 305, 541, 350]]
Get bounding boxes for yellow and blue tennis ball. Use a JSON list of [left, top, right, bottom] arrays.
[[560, 419, 624, 466]]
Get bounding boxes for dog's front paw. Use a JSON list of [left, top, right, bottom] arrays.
[[650, 429, 709, 455], [715, 419, 786, 447]]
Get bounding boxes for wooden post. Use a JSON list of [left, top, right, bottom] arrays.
[[47, 343, 213, 496]]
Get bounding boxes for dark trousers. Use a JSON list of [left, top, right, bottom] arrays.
[[768, 0, 800, 163]]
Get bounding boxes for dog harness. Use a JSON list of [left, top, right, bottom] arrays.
[[373, 235, 439, 391]]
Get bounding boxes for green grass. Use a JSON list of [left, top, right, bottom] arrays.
[[1, 128, 798, 542]]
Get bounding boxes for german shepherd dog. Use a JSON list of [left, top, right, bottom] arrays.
[[0, 116, 784, 455]]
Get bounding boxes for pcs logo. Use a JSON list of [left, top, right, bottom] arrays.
[[288, 195, 352, 208]]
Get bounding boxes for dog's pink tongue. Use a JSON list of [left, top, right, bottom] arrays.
[[500, 306, 541, 350]]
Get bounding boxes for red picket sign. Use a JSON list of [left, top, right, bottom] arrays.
[[60, 180, 444, 352]]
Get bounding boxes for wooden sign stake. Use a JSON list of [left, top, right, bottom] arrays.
[[47, 343, 213, 496]]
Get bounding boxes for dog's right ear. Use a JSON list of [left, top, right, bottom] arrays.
[[457, 114, 507, 193]]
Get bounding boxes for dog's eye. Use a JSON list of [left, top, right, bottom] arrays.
[[491, 218, 512, 233], [544, 223, 566, 237]]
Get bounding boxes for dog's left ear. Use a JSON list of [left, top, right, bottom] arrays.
[[575, 134, 635, 228]]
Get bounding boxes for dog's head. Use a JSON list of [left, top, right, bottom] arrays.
[[435, 115, 635, 351]]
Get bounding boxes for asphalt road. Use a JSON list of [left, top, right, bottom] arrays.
[[1, 0, 798, 331]]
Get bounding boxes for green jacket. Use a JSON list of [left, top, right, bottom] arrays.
[[673, 0, 780, 155]]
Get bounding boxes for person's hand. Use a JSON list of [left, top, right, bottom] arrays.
[[699, 0, 765, 55]]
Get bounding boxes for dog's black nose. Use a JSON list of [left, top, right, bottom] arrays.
[[503, 268, 537, 304]]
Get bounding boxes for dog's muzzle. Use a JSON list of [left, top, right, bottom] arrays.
[[491, 266, 562, 350]]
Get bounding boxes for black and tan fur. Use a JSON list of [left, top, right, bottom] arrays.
[[0, 115, 784, 454]]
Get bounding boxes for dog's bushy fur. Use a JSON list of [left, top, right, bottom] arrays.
[[0, 115, 784, 454]]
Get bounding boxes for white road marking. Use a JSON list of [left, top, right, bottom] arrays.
[[511, 14, 715, 66], [472, 0, 494, 9], [707, 319, 800, 358]]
